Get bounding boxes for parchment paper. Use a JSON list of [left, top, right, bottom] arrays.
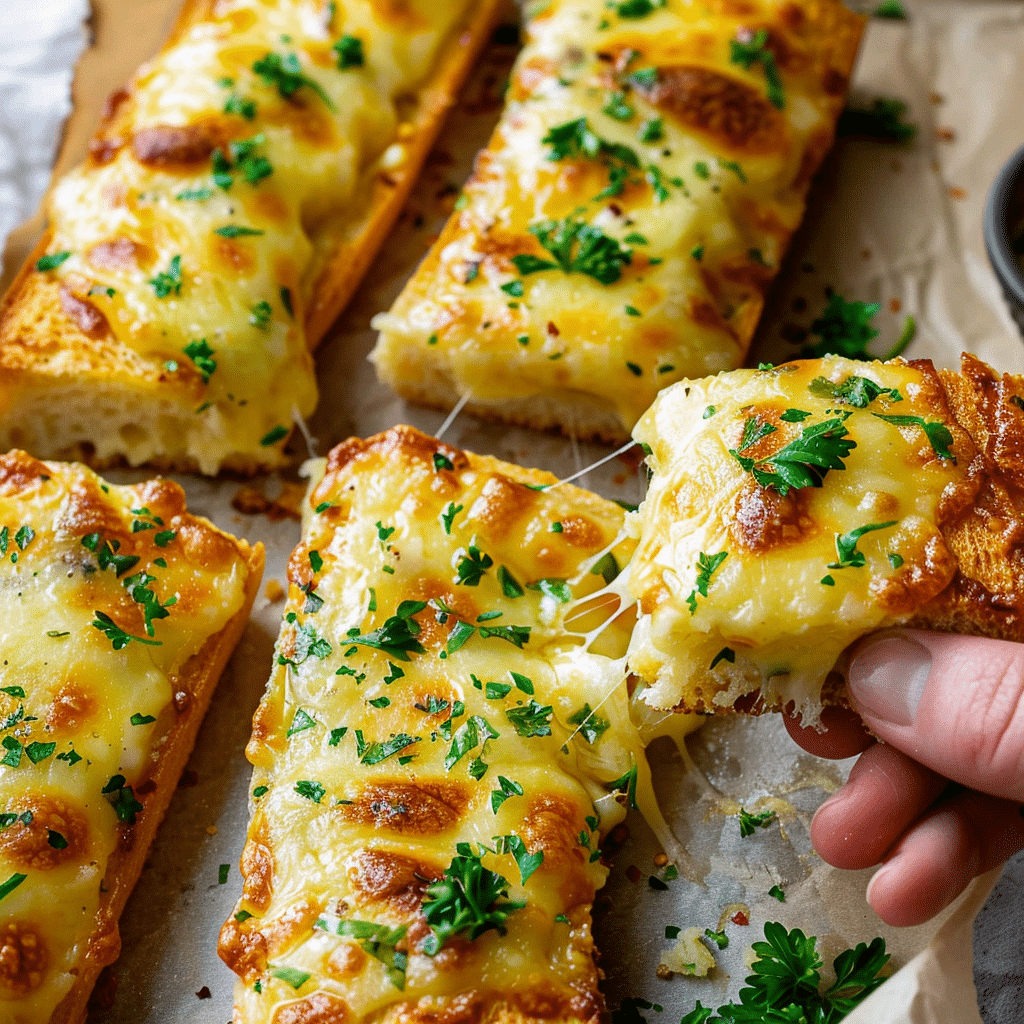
[[4, 2, 1024, 1022]]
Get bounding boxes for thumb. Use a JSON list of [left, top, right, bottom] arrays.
[[846, 629, 1024, 802]]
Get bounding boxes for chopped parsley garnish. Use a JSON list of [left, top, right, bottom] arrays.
[[456, 543, 492, 586], [839, 96, 917, 143], [280, 286, 294, 317], [769, 884, 786, 902], [873, 413, 955, 460], [730, 416, 856, 496], [57, 748, 82, 766], [686, 551, 728, 615], [510, 672, 534, 694], [25, 741, 55, 764], [182, 339, 216, 383], [873, 0, 907, 15], [81, 532, 139, 576], [602, 91, 635, 121], [494, 833, 544, 883], [432, 452, 454, 472], [253, 785, 269, 798], [92, 611, 162, 650], [176, 186, 214, 201], [626, 361, 643, 376], [279, 622, 332, 665], [542, 117, 641, 198], [149, 255, 182, 298], [269, 965, 310, 989], [253, 51, 336, 110], [491, 776, 524, 813], [421, 843, 525, 954], [613, 0, 665, 15], [315, 918, 408, 990], [607, 762, 638, 810], [445, 715, 499, 771], [36, 251, 71, 272], [802, 293, 879, 359], [505, 700, 553, 738], [527, 577, 572, 603], [710, 646, 735, 670], [645, 163, 681, 203], [224, 93, 257, 119], [498, 565, 524, 598], [590, 551, 620, 584], [287, 708, 318, 737], [720, 158, 747, 182], [333, 34, 364, 69], [356, 731, 420, 765], [829, 521, 898, 570], [294, 780, 325, 803], [0, 873, 26, 903], [350, 600, 426, 661], [730, 28, 785, 108], [14, 526, 33, 551], [780, 408, 811, 422], [705, 928, 729, 950], [250, 300, 273, 330], [639, 117, 664, 142], [567, 703, 610, 744], [512, 217, 633, 284], [130, 712, 156, 726], [214, 225, 264, 238], [309, 551, 324, 573], [739, 807, 776, 837], [808, 374, 902, 408], [103, 775, 144, 824], [888, 552, 904, 569], [441, 502, 463, 535], [368, 696, 390, 708], [260, 424, 288, 446]]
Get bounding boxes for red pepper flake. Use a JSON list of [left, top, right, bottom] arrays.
[[547, 321, 560, 336], [890, 297, 902, 313], [731, 910, 749, 926]]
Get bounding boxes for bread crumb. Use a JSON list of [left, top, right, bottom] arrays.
[[937, 127, 956, 142], [265, 579, 286, 602], [949, 186, 967, 200], [206, 825, 218, 835], [890, 298, 902, 313]]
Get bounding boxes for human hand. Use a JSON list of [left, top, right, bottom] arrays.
[[784, 629, 1024, 927]]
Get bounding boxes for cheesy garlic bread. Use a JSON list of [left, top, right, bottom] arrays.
[[0, 450, 262, 1024], [626, 354, 1024, 719], [372, 0, 863, 443], [219, 426, 668, 1024], [0, 0, 500, 475]]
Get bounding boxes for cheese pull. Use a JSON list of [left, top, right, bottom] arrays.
[[219, 425, 659, 1024], [0, 450, 262, 1024], [0, 0, 499, 475], [626, 354, 1024, 721], [372, 0, 863, 443]]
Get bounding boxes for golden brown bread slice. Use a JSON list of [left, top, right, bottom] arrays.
[[219, 425, 650, 1024], [625, 353, 1024, 720], [0, 450, 262, 1024], [0, 0, 501, 475], [372, 0, 864, 444]]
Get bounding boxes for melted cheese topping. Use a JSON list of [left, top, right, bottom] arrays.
[[17, 0, 472, 473], [627, 357, 975, 717], [221, 426, 647, 1023], [0, 451, 251, 1023], [373, 0, 862, 435]]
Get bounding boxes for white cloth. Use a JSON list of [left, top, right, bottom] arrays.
[[0, 0, 88, 276]]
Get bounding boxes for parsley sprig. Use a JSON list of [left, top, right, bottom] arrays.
[[729, 28, 785, 108], [730, 417, 856, 496], [873, 413, 955, 461], [512, 217, 633, 284], [421, 843, 525, 955], [683, 922, 889, 1023], [253, 52, 336, 110], [349, 601, 427, 661], [686, 551, 728, 615], [808, 375, 902, 408], [829, 521, 898, 570]]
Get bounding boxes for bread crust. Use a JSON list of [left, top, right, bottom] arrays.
[[43, 535, 263, 1024], [0, 0, 503, 475]]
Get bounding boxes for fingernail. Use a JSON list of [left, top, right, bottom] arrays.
[[848, 633, 932, 727]]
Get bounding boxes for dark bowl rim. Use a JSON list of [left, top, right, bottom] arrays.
[[984, 142, 1024, 308]]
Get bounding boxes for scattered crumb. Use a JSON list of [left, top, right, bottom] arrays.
[[930, 91, 944, 104], [196, 986, 212, 1000], [178, 769, 199, 789], [625, 864, 642, 884], [949, 186, 967, 200], [791, 296, 806, 313], [890, 159, 902, 172], [937, 127, 956, 142], [265, 579, 286, 603], [232, 481, 305, 521], [658, 927, 717, 978], [206, 825, 218, 836], [612, 473, 626, 485], [653, 852, 669, 867], [861, 248, 871, 259], [890, 298, 902, 313]]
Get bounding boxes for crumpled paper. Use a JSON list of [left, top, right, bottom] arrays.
[[3, 2, 1024, 1023]]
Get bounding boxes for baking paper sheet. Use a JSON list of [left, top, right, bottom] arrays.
[[4, 1, 1024, 1021]]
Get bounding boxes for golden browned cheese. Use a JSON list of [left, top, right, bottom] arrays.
[[372, 0, 863, 443], [220, 426, 647, 1024], [0, 0, 500, 475], [0, 451, 262, 1024], [625, 354, 1024, 719]]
